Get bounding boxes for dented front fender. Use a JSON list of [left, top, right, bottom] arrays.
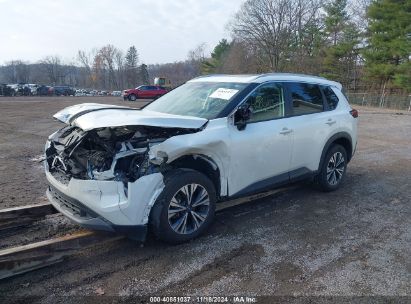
[[149, 118, 230, 196]]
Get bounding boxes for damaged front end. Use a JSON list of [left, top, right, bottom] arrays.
[[45, 122, 200, 240], [45, 125, 185, 185]]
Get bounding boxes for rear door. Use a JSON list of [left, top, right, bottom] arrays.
[[158, 86, 167, 97], [284, 82, 337, 177], [145, 86, 157, 98], [151, 86, 161, 98]]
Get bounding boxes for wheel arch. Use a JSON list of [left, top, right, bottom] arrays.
[[319, 132, 353, 170], [168, 154, 221, 198], [128, 93, 137, 100]]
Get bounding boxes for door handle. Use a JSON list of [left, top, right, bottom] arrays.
[[279, 128, 293, 135], [326, 119, 336, 126]]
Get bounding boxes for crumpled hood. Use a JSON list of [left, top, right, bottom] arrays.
[[53, 103, 208, 131]]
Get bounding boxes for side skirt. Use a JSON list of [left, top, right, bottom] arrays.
[[227, 167, 316, 200]]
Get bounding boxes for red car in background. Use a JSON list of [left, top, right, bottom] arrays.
[[123, 85, 168, 101]]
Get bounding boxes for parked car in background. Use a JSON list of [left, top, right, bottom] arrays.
[[123, 85, 168, 101], [53, 86, 75, 96], [0, 84, 15, 96], [5, 84, 32, 96], [26, 84, 39, 95], [21, 85, 31, 96], [111, 90, 122, 97], [7, 84, 21, 96], [37, 85, 52, 96], [75, 89, 85, 97]]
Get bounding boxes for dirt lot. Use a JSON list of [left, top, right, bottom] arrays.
[[0, 96, 410, 302]]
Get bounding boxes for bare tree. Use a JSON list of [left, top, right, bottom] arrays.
[[77, 50, 92, 75], [115, 50, 125, 89], [98, 44, 121, 89], [40, 56, 64, 85], [148, 60, 202, 86], [230, 0, 322, 71], [217, 41, 260, 73], [347, 0, 371, 32], [3, 60, 31, 83], [77, 50, 92, 86], [187, 43, 207, 62], [92, 53, 104, 89], [187, 43, 208, 75]]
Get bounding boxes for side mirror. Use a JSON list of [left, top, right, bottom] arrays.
[[234, 103, 252, 131]]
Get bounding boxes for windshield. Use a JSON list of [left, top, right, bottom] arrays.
[[144, 82, 248, 119]]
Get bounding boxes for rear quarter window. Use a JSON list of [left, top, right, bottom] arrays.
[[322, 86, 340, 110]]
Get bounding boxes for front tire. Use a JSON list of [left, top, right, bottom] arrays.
[[316, 144, 347, 192], [150, 169, 216, 244], [128, 94, 137, 101]]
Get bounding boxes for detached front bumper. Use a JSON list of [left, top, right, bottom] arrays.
[[45, 170, 165, 241]]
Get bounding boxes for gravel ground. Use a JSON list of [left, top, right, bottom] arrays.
[[0, 97, 409, 302]]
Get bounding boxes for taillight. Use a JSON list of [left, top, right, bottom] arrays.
[[350, 109, 358, 118]]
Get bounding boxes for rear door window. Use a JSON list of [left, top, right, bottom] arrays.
[[288, 82, 324, 115]]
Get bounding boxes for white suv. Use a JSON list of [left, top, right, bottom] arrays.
[[45, 74, 358, 243]]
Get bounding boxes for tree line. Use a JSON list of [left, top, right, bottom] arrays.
[[0, 0, 409, 99], [0, 46, 148, 90], [0, 44, 202, 90], [204, 0, 410, 98]]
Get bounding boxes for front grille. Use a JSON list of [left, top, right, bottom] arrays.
[[48, 185, 97, 220]]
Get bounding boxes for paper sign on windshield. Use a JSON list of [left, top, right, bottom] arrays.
[[209, 88, 239, 100]]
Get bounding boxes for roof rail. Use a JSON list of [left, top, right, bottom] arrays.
[[192, 74, 260, 80], [255, 73, 327, 80], [191, 74, 227, 80]]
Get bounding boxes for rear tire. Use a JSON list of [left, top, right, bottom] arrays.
[[149, 169, 216, 244], [316, 144, 347, 192]]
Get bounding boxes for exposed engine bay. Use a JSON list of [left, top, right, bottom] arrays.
[[46, 125, 196, 184]]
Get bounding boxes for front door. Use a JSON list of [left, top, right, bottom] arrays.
[[227, 82, 293, 197], [138, 86, 150, 98]]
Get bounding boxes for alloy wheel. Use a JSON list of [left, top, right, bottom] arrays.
[[168, 183, 210, 235], [327, 152, 345, 186]]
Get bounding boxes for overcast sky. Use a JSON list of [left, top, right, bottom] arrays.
[[0, 0, 244, 65]]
